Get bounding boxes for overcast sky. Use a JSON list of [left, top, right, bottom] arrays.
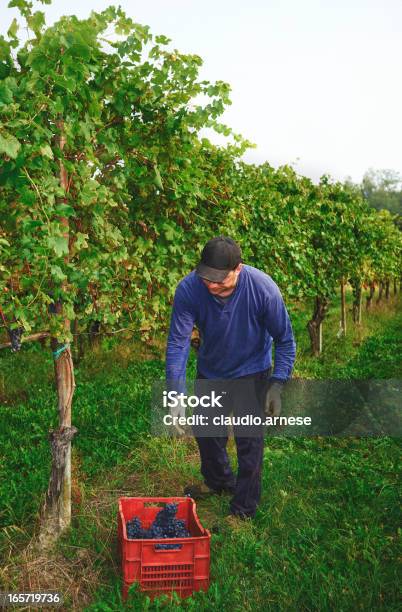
[[1, 0, 401, 184]]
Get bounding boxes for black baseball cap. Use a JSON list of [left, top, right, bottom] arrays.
[[196, 236, 242, 282]]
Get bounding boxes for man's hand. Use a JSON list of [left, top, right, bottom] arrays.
[[170, 397, 187, 436], [264, 381, 284, 417]]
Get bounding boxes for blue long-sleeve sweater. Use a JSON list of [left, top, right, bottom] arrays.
[[165, 265, 296, 387]]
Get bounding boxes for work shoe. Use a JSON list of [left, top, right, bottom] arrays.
[[183, 482, 235, 501], [211, 512, 253, 535]]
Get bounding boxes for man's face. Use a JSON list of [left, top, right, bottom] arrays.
[[201, 263, 243, 297]]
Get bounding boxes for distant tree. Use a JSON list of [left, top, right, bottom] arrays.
[[361, 168, 402, 216]]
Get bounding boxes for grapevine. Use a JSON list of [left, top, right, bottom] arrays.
[[7, 327, 24, 352]]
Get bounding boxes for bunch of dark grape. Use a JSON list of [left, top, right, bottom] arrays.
[[8, 327, 23, 352], [48, 298, 62, 314], [126, 517, 147, 539], [126, 502, 191, 550], [152, 502, 179, 531]]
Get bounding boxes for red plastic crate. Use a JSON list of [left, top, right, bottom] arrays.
[[118, 497, 211, 600]]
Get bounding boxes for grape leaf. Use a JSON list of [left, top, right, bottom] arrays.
[[0, 132, 21, 158]]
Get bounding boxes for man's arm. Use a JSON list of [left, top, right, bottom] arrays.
[[165, 285, 196, 394], [263, 283, 296, 383]]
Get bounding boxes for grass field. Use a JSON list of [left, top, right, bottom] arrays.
[[0, 291, 401, 610]]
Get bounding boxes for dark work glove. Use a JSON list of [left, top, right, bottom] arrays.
[[264, 379, 284, 417]]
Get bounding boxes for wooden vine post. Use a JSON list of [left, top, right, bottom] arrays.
[[307, 297, 329, 356], [366, 281, 375, 310], [385, 280, 390, 300], [39, 121, 77, 547], [340, 278, 347, 336], [318, 321, 323, 354], [350, 278, 362, 325], [376, 280, 384, 303], [355, 292, 362, 324]]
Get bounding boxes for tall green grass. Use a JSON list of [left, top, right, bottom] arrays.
[[0, 295, 400, 610]]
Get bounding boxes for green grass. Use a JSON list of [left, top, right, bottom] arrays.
[[0, 294, 401, 610], [0, 350, 160, 533], [73, 434, 400, 612], [288, 290, 402, 379]]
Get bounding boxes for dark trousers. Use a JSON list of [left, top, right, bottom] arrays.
[[193, 366, 272, 518]]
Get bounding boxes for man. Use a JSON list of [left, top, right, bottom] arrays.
[[165, 236, 296, 521]]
